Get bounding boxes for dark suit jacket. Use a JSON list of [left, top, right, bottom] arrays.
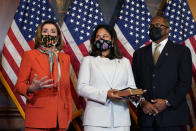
[[132, 40, 192, 127]]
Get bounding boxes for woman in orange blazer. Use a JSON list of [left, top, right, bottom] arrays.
[[15, 20, 72, 131]]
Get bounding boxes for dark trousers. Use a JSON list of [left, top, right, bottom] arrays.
[[139, 126, 183, 131]]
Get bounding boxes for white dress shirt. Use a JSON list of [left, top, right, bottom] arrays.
[[152, 38, 168, 54]]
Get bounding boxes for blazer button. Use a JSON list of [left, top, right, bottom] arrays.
[[153, 86, 156, 89], [152, 74, 155, 77]]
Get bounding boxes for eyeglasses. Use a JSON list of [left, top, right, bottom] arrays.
[[149, 23, 169, 29]]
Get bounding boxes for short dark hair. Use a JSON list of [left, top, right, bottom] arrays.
[[34, 20, 63, 50], [89, 24, 122, 59], [152, 15, 170, 27]]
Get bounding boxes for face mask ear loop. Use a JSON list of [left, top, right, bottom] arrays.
[[52, 36, 58, 46]]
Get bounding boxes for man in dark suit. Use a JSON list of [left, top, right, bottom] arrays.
[[132, 16, 192, 131]]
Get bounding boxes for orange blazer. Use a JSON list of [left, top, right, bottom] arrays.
[[15, 49, 72, 129]]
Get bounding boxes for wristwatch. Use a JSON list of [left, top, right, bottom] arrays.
[[165, 99, 171, 107]]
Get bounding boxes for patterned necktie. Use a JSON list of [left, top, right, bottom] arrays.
[[153, 44, 161, 64]]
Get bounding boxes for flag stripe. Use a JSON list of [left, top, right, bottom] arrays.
[[2, 49, 19, 77], [11, 21, 31, 50], [185, 36, 196, 67], [1, 60, 17, 94], [193, 65, 196, 82], [0, 66, 25, 109], [28, 40, 35, 49], [1, 63, 15, 89], [69, 65, 81, 109], [115, 25, 135, 57], [189, 36, 196, 54], [69, 58, 86, 109], [0, 58, 27, 112], [78, 43, 89, 56], [84, 40, 91, 52], [8, 29, 25, 57], [187, 94, 196, 128], [70, 80, 81, 109], [4, 37, 21, 67], [61, 23, 84, 62], [118, 40, 133, 62], [144, 40, 151, 46], [62, 42, 81, 77], [189, 89, 196, 118]]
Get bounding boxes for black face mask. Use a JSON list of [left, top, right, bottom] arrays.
[[41, 35, 57, 47], [149, 27, 163, 41], [94, 38, 113, 51]]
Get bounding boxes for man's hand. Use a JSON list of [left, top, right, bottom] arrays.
[[140, 99, 159, 116], [151, 99, 167, 112]]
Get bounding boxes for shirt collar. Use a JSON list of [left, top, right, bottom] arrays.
[[152, 38, 168, 47]]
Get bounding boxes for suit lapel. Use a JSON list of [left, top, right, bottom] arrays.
[[145, 44, 154, 67], [156, 41, 172, 67], [34, 50, 50, 73]]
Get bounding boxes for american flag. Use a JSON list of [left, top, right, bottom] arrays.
[[0, 0, 57, 119], [61, 0, 104, 70], [114, 0, 152, 63], [114, 0, 151, 123], [60, 0, 105, 130], [163, 0, 196, 130]]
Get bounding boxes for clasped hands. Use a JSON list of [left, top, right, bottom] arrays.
[[140, 98, 167, 116], [27, 74, 54, 93]]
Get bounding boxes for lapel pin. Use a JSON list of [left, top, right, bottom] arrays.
[[165, 53, 168, 56]]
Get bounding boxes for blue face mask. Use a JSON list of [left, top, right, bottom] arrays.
[[94, 38, 113, 51]]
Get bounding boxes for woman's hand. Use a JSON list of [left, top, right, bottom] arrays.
[[107, 89, 122, 100], [27, 74, 54, 93]]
